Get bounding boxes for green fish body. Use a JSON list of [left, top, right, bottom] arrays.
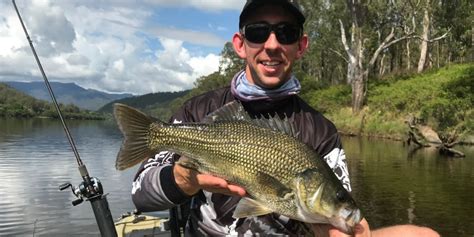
[[114, 102, 362, 234]]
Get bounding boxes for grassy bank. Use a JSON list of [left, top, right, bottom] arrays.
[[304, 63, 474, 144]]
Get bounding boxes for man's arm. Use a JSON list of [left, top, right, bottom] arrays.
[[131, 151, 191, 211]]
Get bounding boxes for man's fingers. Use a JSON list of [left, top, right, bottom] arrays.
[[227, 184, 246, 197], [196, 174, 246, 197], [196, 173, 228, 188], [353, 223, 366, 234], [311, 224, 331, 237]]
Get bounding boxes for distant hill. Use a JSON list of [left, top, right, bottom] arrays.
[[0, 83, 103, 119], [4, 81, 133, 111], [98, 90, 190, 121]]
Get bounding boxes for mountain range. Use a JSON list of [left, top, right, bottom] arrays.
[[4, 81, 133, 111]]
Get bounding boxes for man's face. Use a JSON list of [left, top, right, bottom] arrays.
[[233, 5, 308, 89]]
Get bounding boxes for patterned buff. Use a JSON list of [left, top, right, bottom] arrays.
[[231, 70, 301, 101]]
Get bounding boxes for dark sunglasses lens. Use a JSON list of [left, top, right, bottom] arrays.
[[244, 24, 271, 44], [275, 24, 301, 44], [244, 23, 301, 44]]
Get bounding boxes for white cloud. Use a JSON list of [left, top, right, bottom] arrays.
[[31, 0, 76, 56], [148, 26, 226, 48], [143, 0, 243, 11], [0, 0, 239, 95]]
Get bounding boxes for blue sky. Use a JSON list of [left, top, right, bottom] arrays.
[[0, 0, 244, 95]]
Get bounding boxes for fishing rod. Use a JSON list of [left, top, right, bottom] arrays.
[[12, 1, 117, 236]]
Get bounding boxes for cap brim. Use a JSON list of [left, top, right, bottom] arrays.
[[239, 0, 305, 28]]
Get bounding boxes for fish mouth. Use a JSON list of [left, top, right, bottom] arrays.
[[345, 208, 362, 227], [330, 208, 362, 234]]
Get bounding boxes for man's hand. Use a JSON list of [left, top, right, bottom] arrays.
[[311, 218, 441, 237], [311, 218, 370, 237], [173, 163, 246, 197]]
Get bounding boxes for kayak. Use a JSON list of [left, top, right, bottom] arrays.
[[115, 212, 172, 237]]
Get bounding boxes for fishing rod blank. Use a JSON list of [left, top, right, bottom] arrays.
[[12, 1, 117, 236]]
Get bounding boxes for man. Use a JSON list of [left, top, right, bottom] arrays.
[[131, 0, 439, 236]]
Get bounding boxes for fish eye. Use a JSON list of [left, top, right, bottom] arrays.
[[336, 190, 349, 202]]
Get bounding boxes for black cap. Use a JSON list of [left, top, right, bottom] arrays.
[[239, 0, 305, 29]]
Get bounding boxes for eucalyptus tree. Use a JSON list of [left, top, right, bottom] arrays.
[[219, 41, 245, 77], [298, 0, 349, 92], [431, 0, 473, 66], [339, 0, 413, 113]]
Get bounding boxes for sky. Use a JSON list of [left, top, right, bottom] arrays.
[[0, 0, 244, 95]]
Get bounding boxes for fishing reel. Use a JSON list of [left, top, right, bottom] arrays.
[[59, 177, 104, 206]]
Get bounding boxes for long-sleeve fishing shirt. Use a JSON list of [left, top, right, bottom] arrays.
[[130, 84, 351, 236]]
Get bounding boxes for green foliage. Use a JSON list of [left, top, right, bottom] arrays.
[[420, 98, 465, 130], [0, 83, 104, 120], [193, 71, 231, 94], [363, 111, 407, 139], [305, 85, 351, 113], [310, 64, 473, 140], [167, 71, 234, 117], [297, 0, 348, 86], [325, 107, 364, 136], [420, 65, 474, 134], [367, 64, 472, 138], [368, 64, 473, 116], [219, 42, 245, 77]]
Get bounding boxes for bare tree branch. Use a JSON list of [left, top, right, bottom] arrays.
[[368, 28, 415, 67], [413, 28, 451, 43], [368, 28, 395, 67], [339, 19, 357, 65], [329, 48, 349, 63], [339, 20, 351, 56]]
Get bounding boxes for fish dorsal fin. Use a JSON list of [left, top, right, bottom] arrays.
[[202, 101, 252, 123], [233, 197, 273, 219], [203, 101, 299, 138]]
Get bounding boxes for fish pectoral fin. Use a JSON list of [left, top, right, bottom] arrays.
[[175, 156, 200, 171], [232, 197, 273, 219], [256, 171, 293, 199]]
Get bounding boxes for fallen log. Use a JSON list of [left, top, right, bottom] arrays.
[[405, 117, 465, 158]]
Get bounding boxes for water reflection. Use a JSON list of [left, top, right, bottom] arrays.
[[407, 190, 416, 224], [0, 119, 472, 236], [0, 118, 137, 236], [343, 136, 474, 237]]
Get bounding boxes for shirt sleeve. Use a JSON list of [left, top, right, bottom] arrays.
[[130, 106, 194, 212], [319, 133, 352, 192], [323, 146, 352, 192]]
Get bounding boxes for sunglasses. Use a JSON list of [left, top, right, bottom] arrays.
[[241, 22, 302, 45]]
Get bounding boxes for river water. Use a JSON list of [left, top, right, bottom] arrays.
[[0, 118, 472, 236]]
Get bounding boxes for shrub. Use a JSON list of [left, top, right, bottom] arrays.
[[305, 85, 351, 113]]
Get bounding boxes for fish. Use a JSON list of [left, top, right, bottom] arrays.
[[113, 101, 362, 234]]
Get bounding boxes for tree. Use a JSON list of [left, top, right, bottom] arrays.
[[219, 42, 245, 77], [416, 0, 449, 72], [298, 0, 349, 88], [339, 0, 413, 113]]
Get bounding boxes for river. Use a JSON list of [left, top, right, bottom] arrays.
[[0, 118, 472, 236]]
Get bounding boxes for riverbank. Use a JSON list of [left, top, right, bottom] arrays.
[[1, 118, 472, 236], [0, 83, 106, 120], [304, 63, 474, 145]]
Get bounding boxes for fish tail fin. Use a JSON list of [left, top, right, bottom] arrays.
[[113, 103, 158, 170]]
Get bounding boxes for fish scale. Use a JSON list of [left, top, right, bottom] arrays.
[[151, 122, 314, 185], [114, 102, 362, 234]]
